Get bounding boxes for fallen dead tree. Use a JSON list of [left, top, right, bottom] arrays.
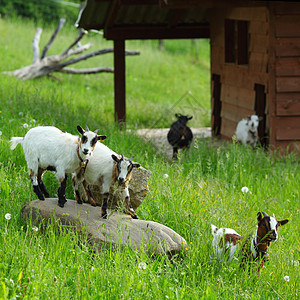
[[4, 18, 139, 80]]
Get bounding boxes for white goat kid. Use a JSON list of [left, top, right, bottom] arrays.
[[235, 115, 262, 146], [72, 141, 140, 219], [10, 125, 106, 207]]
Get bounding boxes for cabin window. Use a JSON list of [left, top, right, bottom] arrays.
[[225, 19, 235, 63], [237, 21, 249, 65], [225, 19, 249, 65]]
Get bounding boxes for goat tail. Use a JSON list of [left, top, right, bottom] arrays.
[[211, 224, 219, 235], [10, 137, 23, 150]]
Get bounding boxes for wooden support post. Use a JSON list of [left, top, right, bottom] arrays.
[[255, 84, 267, 147], [212, 74, 222, 136], [114, 39, 126, 124]]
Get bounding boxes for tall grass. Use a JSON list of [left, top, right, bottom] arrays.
[[0, 18, 299, 299]]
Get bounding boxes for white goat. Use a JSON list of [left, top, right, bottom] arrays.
[[10, 125, 106, 207], [211, 212, 288, 272], [72, 141, 140, 219], [235, 115, 262, 146]]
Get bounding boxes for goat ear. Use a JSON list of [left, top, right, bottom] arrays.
[[133, 163, 140, 169], [247, 115, 251, 121], [111, 154, 119, 163], [98, 135, 107, 142], [175, 113, 180, 118], [278, 219, 289, 226], [257, 211, 266, 222], [188, 115, 193, 120], [77, 125, 84, 135]]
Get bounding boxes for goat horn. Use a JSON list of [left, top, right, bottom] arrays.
[[85, 125, 89, 131], [94, 129, 99, 134], [129, 156, 134, 161]]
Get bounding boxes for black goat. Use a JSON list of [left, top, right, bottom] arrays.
[[167, 113, 193, 159]]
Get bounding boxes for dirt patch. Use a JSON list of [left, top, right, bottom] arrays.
[[133, 127, 216, 159]]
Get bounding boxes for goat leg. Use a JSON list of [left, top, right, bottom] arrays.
[[72, 174, 82, 204], [30, 170, 45, 200], [57, 175, 67, 207], [124, 196, 138, 219], [172, 147, 178, 160], [33, 185, 45, 200], [101, 192, 109, 219], [82, 181, 96, 206], [37, 168, 50, 198]]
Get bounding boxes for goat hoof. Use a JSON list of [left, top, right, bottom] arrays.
[[58, 202, 65, 208], [91, 203, 97, 207], [101, 214, 107, 219], [77, 200, 83, 205], [132, 215, 138, 219]]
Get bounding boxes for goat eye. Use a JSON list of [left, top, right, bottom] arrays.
[[81, 136, 87, 143], [91, 138, 96, 146]]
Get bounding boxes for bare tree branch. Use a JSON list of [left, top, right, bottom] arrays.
[[40, 18, 66, 59], [61, 29, 87, 56], [32, 28, 42, 64], [60, 67, 114, 74], [3, 20, 140, 80]]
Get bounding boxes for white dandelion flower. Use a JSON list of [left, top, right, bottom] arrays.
[[23, 123, 29, 128], [32, 226, 38, 232], [138, 262, 147, 270], [293, 260, 299, 267], [0, 130, 2, 136], [241, 186, 249, 193], [5, 213, 11, 220], [284, 276, 290, 282], [163, 174, 169, 179]]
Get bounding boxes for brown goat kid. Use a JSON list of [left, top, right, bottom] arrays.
[[211, 212, 289, 272]]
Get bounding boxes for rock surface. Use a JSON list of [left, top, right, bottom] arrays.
[[22, 198, 187, 258], [80, 166, 151, 211]]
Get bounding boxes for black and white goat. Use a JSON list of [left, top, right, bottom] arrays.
[[235, 115, 262, 147], [211, 212, 288, 272], [10, 125, 106, 207], [167, 113, 193, 159], [72, 141, 140, 219]]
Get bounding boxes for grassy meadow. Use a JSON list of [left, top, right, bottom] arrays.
[[0, 18, 299, 299]]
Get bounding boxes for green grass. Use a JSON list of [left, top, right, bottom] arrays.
[[0, 18, 299, 299]]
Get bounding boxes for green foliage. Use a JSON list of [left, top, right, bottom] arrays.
[[0, 18, 299, 299], [0, 0, 80, 25]]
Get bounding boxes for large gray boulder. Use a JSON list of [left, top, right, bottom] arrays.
[[22, 198, 187, 258]]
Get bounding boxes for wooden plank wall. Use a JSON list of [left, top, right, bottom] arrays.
[[210, 7, 269, 140], [273, 3, 300, 152]]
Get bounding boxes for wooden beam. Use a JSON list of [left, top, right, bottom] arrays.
[[159, 0, 268, 9], [105, 25, 210, 39], [114, 39, 126, 123]]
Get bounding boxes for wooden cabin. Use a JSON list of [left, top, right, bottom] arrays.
[[77, 0, 300, 153]]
